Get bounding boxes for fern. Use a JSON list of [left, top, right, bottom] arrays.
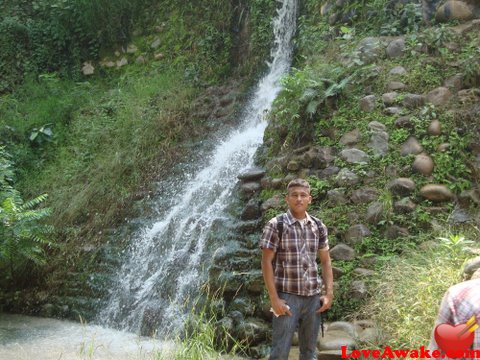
[[0, 149, 54, 281]]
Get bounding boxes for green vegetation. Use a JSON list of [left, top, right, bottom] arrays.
[[0, 147, 53, 286], [359, 230, 479, 348]]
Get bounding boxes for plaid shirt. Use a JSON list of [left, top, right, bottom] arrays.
[[260, 210, 329, 297], [429, 278, 480, 352]]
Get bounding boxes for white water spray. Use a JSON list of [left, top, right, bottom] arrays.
[[101, 0, 298, 335]]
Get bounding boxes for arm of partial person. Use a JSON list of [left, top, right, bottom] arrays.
[[261, 248, 292, 316]]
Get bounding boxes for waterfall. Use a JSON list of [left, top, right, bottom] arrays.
[[100, 0, 298, 336]]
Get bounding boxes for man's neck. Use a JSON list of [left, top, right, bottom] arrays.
[[290, 209, 307, 220]]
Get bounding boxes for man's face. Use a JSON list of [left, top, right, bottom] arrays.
[[285, 186, 312, 215]]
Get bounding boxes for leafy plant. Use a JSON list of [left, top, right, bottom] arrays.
[[438, 233, 474, 260], [0, 147, 53, 282]]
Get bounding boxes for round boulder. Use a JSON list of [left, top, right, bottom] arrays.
[[420, 184, 455, 202], [386, 38, 405, 58], [436, 1, 475, 22], [412, 154, 434, 176], [428, 120, 442, 136]]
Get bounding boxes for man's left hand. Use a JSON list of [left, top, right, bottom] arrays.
[[316, 293, 333, 313]]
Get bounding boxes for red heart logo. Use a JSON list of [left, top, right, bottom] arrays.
[[434, 323, 474, 356]]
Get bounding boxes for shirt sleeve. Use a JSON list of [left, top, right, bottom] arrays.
[[318, 222, 329, 250], [259, 218, 279, 251]]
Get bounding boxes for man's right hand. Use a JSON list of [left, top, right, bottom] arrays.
[[271, 298, 292, 316]]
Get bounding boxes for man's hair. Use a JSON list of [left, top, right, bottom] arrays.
[[286, 178, 310, 193]]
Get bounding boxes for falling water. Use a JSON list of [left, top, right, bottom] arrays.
[[100, 0, 298, 336]]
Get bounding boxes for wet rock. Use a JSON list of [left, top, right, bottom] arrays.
[[428, 120, 442, 135], [368, 131, 389, 155], [336, 169, 360, 187], [387, 81, 406, 91], [241, 182, 261, 197], [235, 318, 269, 343], [427, 87, 452, 106], [401, 136, 423, 156], [386, 38, 405, 58], [389, 66, 407, 76], [360, 95, 376, 112], [330, 244, 356, 261], [420, 184, 455, 202], [382, 92, 399, 106], [403, 94, 426, 108], [238, 168, 266, 182], [413, 154, 434, 176], [340, 149, 369, 164], [345, 224, 371, 245], [241, 199, 261, 220], [436, 0, 475, 22], [350, 280, 368, 299], [229, 297, 255, 316], [351, 187, 379, 204], [394, 197, 416, 213], [388, 178, 416, 196], [366, 202, 384, 224], [385, 225, 409, 239], [340, 129, 361, 146]]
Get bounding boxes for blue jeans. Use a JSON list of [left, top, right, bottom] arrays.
[[269, 292, 322, 360]]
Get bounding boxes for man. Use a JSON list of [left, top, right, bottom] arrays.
[[260, 178, 334, 360], [429, 278, 480, 352]]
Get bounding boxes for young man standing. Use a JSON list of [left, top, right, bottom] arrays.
[[260, 178, 334, 360]]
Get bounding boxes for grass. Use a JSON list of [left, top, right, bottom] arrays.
[[1, 67, 204, 240], [357, 229, 480, 348]]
